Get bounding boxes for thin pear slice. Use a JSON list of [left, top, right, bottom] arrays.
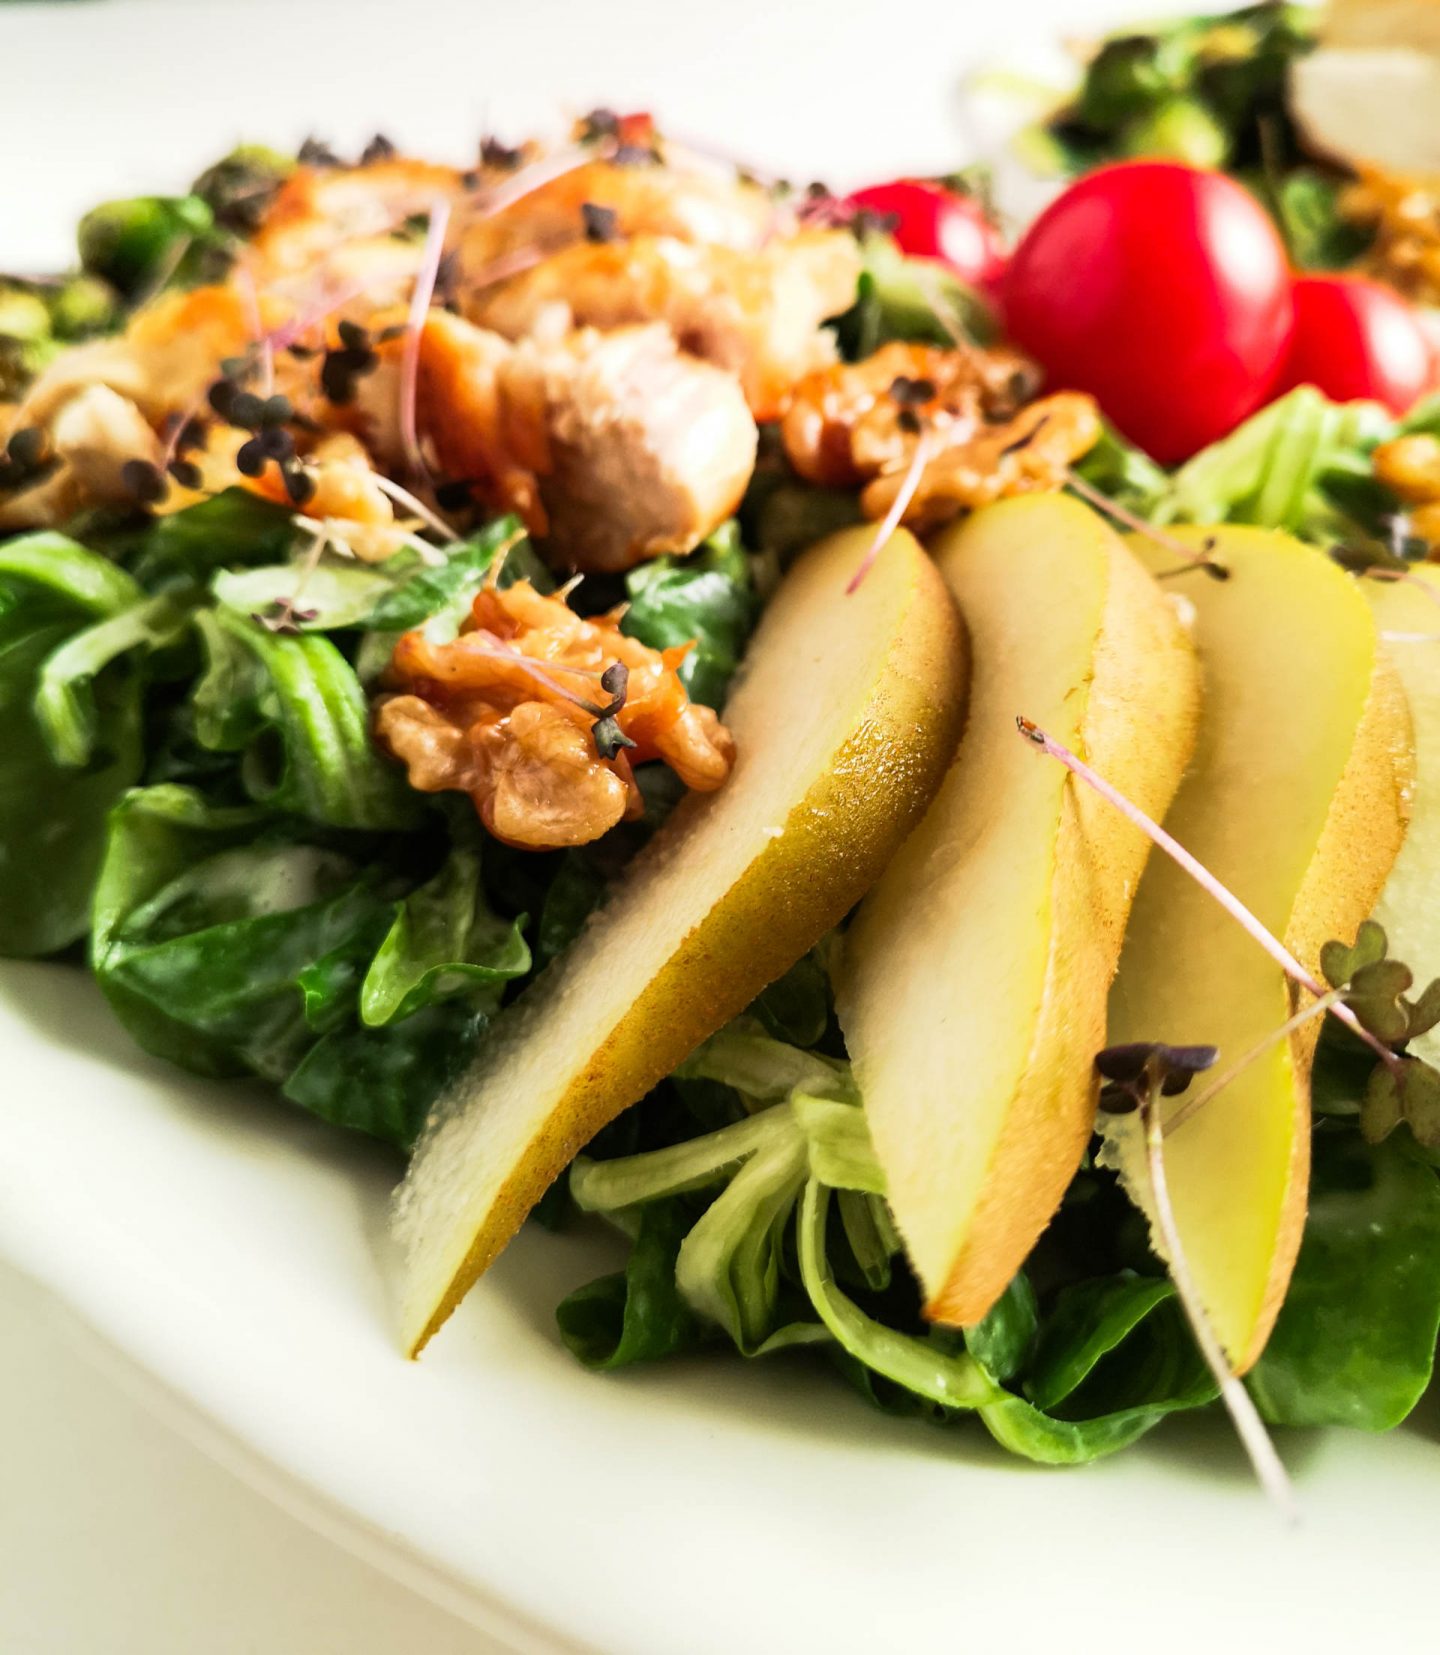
[[838, 494, 1200, 1328], [394, 526, 968, 1355], [1111, 526, 1413, 1373], [1366, 564, 1440, 1064]]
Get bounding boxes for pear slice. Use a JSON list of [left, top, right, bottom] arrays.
[[837, 493, 1200, 1328], [394, 526, 968, 1354], [1111, 526, 1413, 1372], [1366, 564, 1440, 1065]]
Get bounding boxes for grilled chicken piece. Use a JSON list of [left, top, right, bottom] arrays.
[[0, 384, 160, 529], [406, 310, 757, 571], [467, 230, 862, 421], [507, 321, 758, 570], [249, 158, 462, 280], [455, 157, 775, 282]]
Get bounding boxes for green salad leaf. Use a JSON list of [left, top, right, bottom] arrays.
[[0, 537, 147, 956], [835, 233, 996, 360], [123, 489, 299, 592], [196, 607, 417, 830], [1153, 386, 1392, 538], [359, 840, 530, 1026], [622, 522, 758, 709], [1248, 1129, 1440, 1430]]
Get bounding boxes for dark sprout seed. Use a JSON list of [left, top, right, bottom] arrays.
[[227, 390, 265, 430], [259, 394, 292, 427], [480, 135, 523, 170], [298, 136, 342, 168], [896, 408, 922, 435], [890, 375, 937, 407], [167, 457, 202, 489], [120, 458, 167, 505], [7, 426, 44, 467], [434, 479, 472, 510], [235, 438, 267, 477], [579, 108, 620, 141], [581, 202, 620, 243], [258, 426, 294, 461], [283, 464, 316, 506], [360, 133, 396, 164], [177, 416, 207, 452], [337, 319, 369, 349], [208, 379, 238, 418]]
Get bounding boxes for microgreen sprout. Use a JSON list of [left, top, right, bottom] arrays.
[[369, 472, 462, 544], [1064, 469, 1228, 579], [845, 428, 935, 595], [1093, 1043, 1299, 1520], [590, 661, 636, 759], [0, 426, 56, 496], [1015, 717, 1402, 1076], [398, 198, 452, 481]]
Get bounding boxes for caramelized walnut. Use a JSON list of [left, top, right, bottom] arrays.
[[779, 341, 1097, 531], [376, 576, 734, 849]]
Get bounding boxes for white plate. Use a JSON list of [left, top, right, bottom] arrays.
[[5, 3, 1440, 1650]]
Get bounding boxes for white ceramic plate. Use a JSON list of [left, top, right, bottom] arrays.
[[5, 3, 1440, 1650]]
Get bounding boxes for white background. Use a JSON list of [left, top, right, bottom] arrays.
[[0, 1264, 493, 1653]]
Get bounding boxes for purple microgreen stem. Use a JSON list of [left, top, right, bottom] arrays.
[[369, 472, 461, 543], [1064, 470, 1226, 577], [1016, 718, 1403, 1076], [1139, 1097, 1299, 1522], [233, 263, 273, 397], [398, 198, 452, 482], [468, 140, 613, 217], [846, 427, 936, 595], [1163, 990, 1342, 1139]]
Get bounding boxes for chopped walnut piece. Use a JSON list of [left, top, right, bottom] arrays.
[[861, 392, 1103, 531], [779, 340, 1096, 532], [1374, 432, 1440, 505], [780, 339, 1039, 490], [376, 576, 734, 850], [1342, 167, 1440, 305]]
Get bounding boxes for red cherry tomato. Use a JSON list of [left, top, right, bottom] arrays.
[[845, 179, 1007, 295], [1002, 161, 1294, 464], [1278, 275, 1433, 415]]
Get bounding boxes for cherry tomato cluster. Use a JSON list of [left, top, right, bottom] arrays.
[[843, 163, 1436, 466]]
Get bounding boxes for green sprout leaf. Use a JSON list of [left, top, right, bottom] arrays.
[[1362, 1058, 1440, 1149]]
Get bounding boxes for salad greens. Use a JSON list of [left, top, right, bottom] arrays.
[[6, 79, 1440, 1482]]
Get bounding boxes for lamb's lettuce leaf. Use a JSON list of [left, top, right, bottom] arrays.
[[0, 537, 146, 956], [282, 999, 492, 1150], [359, 840, 530, 1025], [1247, 1129, 1440, 1430], [622, 522, 758, 709], [1154, 386, 1390, 537], [557, 1199, 707, 1369], [195, 607, 417, 830], [123, 489, 298, 591], [88, 783, 516, 1144]]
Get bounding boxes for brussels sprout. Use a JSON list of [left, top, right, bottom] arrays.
[[1122, 96, 1231, 170], [0, 287, 51, 344], [49, 274, 120, 339], [1076, 36, 1178, 129], [191, 144, 293, 236], [77, 194, 215, 297]]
